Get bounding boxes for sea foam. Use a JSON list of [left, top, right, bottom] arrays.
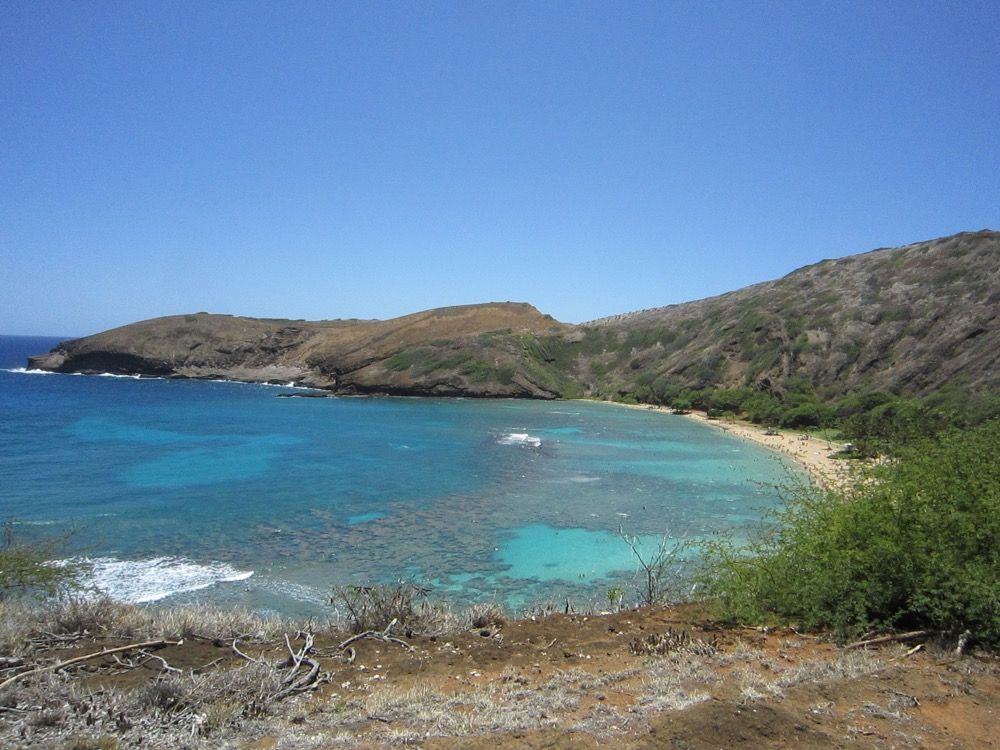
[[4, 367, 59, 375], [69, 556, 254, 604], [4, 368, 147, 379], [497, 432, 542, 447]]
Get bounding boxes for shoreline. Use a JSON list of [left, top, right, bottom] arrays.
[[681, 409, 851, 488], [603, 400, 851, 488]]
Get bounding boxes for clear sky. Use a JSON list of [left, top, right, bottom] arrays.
[[2, 1, 998, 336]]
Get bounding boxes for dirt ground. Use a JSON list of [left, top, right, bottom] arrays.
[[7, 603, 998, 749]]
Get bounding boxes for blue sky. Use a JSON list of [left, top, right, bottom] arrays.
[[3, 1, 998, 336]]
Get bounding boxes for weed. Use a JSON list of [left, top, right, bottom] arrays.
[[332, 581, 452, 635]]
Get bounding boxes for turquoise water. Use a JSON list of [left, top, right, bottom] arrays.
[[0, 335, 796, 615]]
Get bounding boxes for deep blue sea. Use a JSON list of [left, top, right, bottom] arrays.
[[0, 335, 796, 616]]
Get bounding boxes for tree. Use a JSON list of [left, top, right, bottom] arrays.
[[0, 521, 84, 600], [619, 526, 690, 606]]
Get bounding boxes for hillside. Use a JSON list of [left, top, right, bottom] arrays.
[[575, 229, 1000, 402], [27, 231, 1000, 404], [28, 302, 573, 398], [3, 600, 998, 750]]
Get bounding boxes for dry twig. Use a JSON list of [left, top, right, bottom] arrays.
[[337, 618, 414, 655], [0, 639, 182, 692], [845, 630, 928, 650]]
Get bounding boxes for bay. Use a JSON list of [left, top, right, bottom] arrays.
[[0, 335, 797, 616]]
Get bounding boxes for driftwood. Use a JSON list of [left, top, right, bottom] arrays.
[[231, 638, 264, 665], [122, 650, 183, 674], [845, 630, 928, 650], [273, 631, 330, 700], [232, 631, 330, 700], [0, 639, 182, 692], [337, 618, 415, 656]]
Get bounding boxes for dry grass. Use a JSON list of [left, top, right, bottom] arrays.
[[638, 652, 718, 712], [358, 669, 585, 742], [0, 596, 288, 653], [2, 597, 989, 749], [1, 654, 290, 748], [732, 649, 883, 704]]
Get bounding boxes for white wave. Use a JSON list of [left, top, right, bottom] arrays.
[[4, 367, 59, 375], [497, 432, 542, 448], [206, 378, 316, 391], [66, 556, 254, 604], [5, 368, 312, 389], [3, 368, 152, 379]]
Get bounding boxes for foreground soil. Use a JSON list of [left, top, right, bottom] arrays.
[[5, 603, 998, 749]]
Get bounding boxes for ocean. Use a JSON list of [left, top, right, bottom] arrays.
[[0, 335, 796, 616]]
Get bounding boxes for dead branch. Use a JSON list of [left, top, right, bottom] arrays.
[[271, 631, 327, 700], [0, 704, 32, 714], [194, 656, 226, 672], [137, 650, 183, 674], [337, 618, 414, 653], [845, 630, 928, 650], [231, 638, 264, 665], [0, 639, 182, 692], [273, 657, 322, 700]]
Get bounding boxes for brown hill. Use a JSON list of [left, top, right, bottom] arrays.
[[27, 302, 572, 398], [28, 230, 1000, 403]]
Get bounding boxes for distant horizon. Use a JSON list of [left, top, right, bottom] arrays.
[[4, 4, 998, 336]]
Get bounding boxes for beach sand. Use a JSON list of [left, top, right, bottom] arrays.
[[682, 410, 852, 488], [616, 403, 853, 488]]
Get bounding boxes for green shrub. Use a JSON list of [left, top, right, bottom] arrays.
[[701, 420, 1000, 647]]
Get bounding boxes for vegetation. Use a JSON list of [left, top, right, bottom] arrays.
[[619, 527, 691, 607], [0, 521, 84, 600], [702, 419, 1000, 647], [332, 581, 456, 635]]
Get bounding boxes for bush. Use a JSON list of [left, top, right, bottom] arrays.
[[332, 581, 451, 635], [702, 420, 1000, 647]]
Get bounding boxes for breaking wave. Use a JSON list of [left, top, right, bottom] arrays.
[[496, 432, 542, 448], [67, 556, 254, 604]]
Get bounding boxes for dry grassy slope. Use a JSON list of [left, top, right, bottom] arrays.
[[27, 231, 1000, 401], [29, 302, 572, 397], [4, 601, 999, 749], [587, 229, 1000, 399], [297, 302, 572, 397]]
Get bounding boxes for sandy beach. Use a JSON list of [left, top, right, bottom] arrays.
[[682, 409, 852, 488], [616, 403, 853, 488]]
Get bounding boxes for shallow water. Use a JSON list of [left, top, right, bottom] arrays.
[[0, 335, 797, 615]]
